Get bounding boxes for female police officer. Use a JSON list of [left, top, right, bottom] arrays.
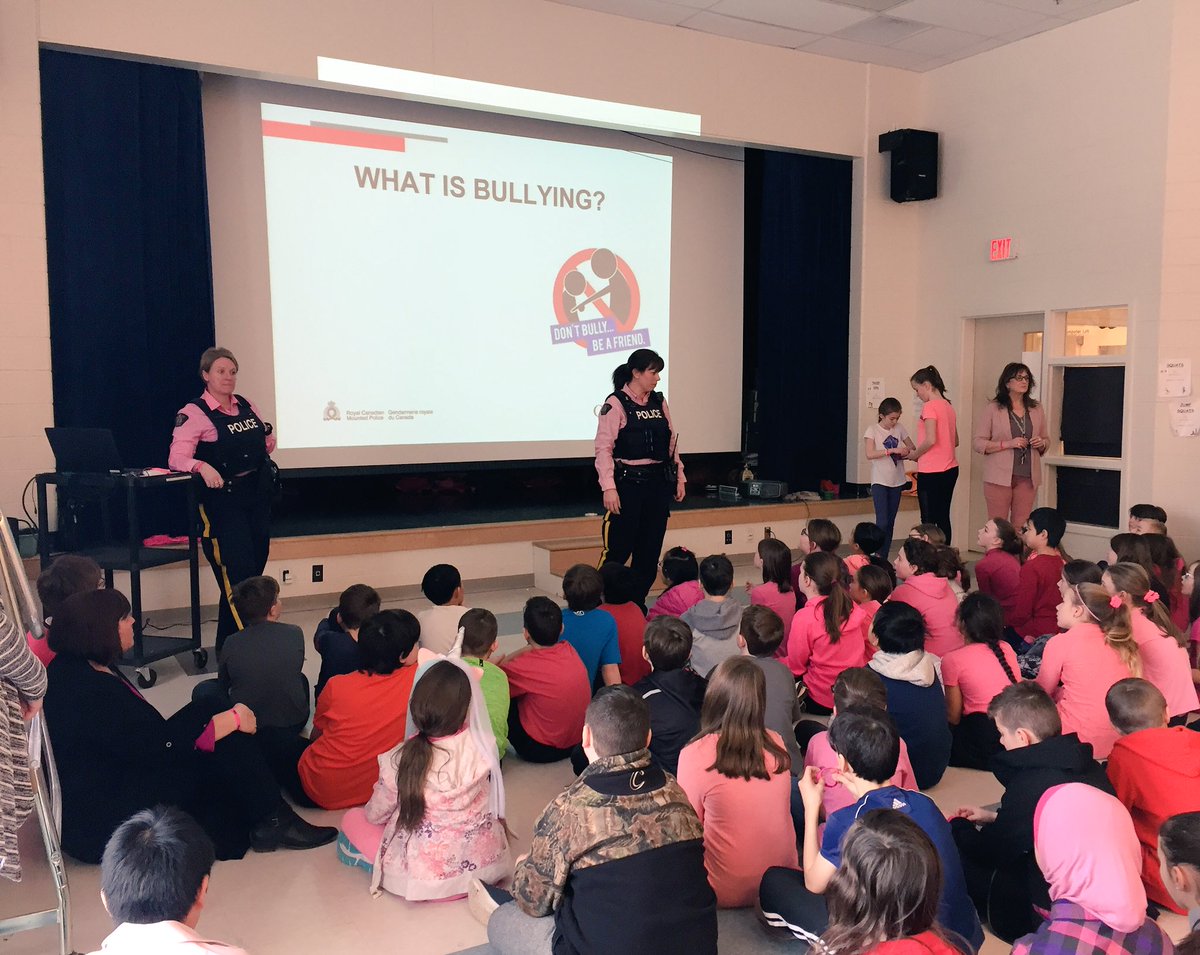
[[169, 347, 276, 654], [594, 349, 685, 607]]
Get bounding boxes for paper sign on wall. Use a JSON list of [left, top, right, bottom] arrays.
[[866, 378, 885, 408], [1158, 358, 1192, 398], [1171, 400, 1199, 437]]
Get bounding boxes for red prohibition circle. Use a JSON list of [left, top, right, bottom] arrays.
[[552, 248, 641, 349]]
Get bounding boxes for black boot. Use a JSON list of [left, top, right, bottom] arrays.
[[250, 802, 337, 852]]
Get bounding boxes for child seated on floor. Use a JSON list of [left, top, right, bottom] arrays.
[[942, 592, 1020, 771], [791, 518, 842, 593], [560, 564, 620, 689], [814, 811, 967, 955], [849, 564, 892, 630], [1037, 582, 1139, 759], [418, 563, 470, 655], [950, 682, 1112, 943], [1009, 508, 1067, 647], [681, 554, 742, 678], [786, 551, 870, 715], [676, 656, 797, 908], [1020, 559, 1102, 679], [497, 596, 590, 764], [1103, 561, 1199, 723], [844, 523, 885, 578], [747, 535, 797, 639], [1128, 503, 1168, 534], [801, 668, 917, 821], [1186, 558, 1200, 685], [338, 659, 511, 900], [866, 601, 951, 790], [1159, 812, 1200, 955], [1105, 678, 1200, 914], [890, 538, 963, 657], [299, 610, 422, 810], [759, 707, 983, 952], [598, 562, 649, 686], [647, 545, 704, 621], [459, 608, 509, 760], [313, 583, 380, 699], [738, 605, 803, 769], [633, 616, 706, 775], [974, 518, 1022, 626], [910, 523, 947, 545], [935, 545, 971, 602], [1012, 785, 1173, 955], [32, 552, 103, 665]]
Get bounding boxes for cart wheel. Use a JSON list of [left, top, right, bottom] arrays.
[[136, 668, 157, 689], [193, 648, 209, 669]]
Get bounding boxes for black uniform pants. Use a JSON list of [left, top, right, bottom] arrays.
[[597, 472, 672, 606], [199, 472, 271, 652], [917, 466, 959, 544]]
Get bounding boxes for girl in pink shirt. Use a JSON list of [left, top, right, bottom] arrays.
[[786, 552, 869, 713], [1036, 583, 1140, 759], [942, 592, 1020, 770], [1184, 560, 1200, 688], [676, 656, 797, 908], [889, 539, 963, 658], [647, 546, 704, 620], [748, 537, 797, 652], [1102, 562, 1198, 722], [909, 365, 959, 545], [850, 564, 893, 635]]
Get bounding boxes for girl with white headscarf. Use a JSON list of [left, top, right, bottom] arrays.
[[337, 656, 510, 900]]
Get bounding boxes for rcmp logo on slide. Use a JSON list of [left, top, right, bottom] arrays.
[[550, 248, 648, 355]]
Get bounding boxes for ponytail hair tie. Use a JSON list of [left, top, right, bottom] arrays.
[[1144, 590, 1160, 604], [1109, 594, 1123, 610]]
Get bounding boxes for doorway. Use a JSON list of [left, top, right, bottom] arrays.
[[963, 313, 1045, 554]]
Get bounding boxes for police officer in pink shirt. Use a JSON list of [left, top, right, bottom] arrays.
[[169, 347, 276, 653], [594, 349, 685, 607]]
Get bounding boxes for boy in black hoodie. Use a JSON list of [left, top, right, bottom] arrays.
[[950, 682, 1113, 943], [312, 584, 381, 699], [633, 616, 707, 775]]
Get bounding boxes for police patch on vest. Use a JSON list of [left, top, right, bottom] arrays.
[[600, 403, 611, 415], [174, 413, 188, 428], [226, 419, 260, 434], [632, 409, 665, 421]]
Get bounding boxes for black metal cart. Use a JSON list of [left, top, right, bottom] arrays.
[[35, 470, 204, 688]]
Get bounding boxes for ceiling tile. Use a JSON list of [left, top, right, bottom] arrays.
[[986, 0, 1118, 12], [836, 14, 931, 44], [550, 0, 697, 25], [708, 0, 875, 33], [803, 34, 938, 69], [824, 0, 909, 10], [888, 0, 1047, 36], [663, 0, 725, 8], [891, 25, 985, 55], [682, 10, 823, 46], [1053, 0, 1140, 21]]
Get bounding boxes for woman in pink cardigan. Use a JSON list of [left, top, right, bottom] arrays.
[[972, 362, 1049, 530]]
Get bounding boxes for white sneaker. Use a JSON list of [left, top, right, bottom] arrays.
[[468, 879, 500, 927]]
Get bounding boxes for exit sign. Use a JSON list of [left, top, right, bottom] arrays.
[[990, 237, 1015, 261]]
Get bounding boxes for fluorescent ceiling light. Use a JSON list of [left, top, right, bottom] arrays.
[[316, 56, 702, 137]]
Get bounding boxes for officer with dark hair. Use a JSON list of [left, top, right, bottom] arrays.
[[169, 347, 276, 654], [594, 349, 685, 607]]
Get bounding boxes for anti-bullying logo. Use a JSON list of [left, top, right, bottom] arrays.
[[550, 248, 649, 355]]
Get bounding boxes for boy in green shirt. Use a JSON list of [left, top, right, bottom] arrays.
[[460, 608, 510, 759]]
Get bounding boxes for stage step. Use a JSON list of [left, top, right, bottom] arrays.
[[532, 535, 601, 592]]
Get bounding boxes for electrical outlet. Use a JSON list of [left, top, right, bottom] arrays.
[[764, 526, 772, 539], [724, 529, 732, 545], [312, 564, 324, 583], [281, 569, 292, 585]]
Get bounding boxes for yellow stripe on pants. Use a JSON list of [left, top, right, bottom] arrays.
[[200, 504, 243, 630]]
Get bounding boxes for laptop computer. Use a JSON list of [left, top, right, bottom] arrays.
[[45, 427, 124, 473]]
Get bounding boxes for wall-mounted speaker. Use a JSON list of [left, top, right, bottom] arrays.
[[878, 128, 938, 203]]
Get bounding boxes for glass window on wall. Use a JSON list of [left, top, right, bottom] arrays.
[[1063, 307, 1127, 357]]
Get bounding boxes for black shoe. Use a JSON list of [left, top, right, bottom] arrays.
[[250, 804, 337, 852]]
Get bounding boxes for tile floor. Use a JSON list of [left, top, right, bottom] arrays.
[[2, 572, 1172, 955]]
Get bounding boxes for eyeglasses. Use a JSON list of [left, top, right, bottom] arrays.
[[1010, 374, 1031, 382]]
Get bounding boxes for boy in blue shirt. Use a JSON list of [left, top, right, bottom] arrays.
[[759, 707, 983, 953], [560, 564, 621, 690]]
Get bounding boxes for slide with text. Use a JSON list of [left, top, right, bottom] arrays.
[[259, 102, 673, 451]]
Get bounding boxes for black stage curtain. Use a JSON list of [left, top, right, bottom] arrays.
[[744, 150, 852, 492], [41, 50, 215, 469]]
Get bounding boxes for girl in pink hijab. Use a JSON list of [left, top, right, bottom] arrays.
[[1013, 783, 1173, 955]]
